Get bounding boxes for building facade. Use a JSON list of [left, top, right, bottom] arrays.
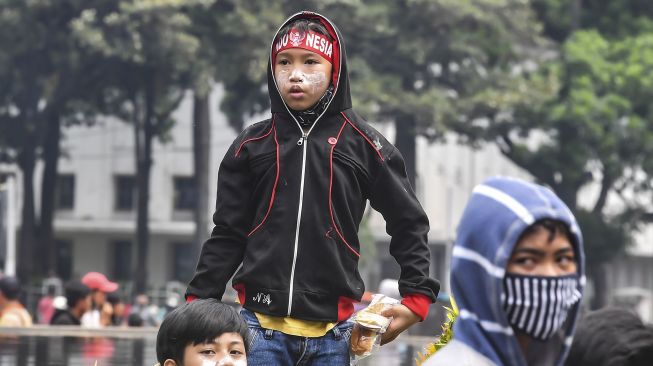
[[2, 85, 651, 322]]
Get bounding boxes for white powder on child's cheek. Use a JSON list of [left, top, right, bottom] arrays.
[[276, 69, 328, 94], [202, 360, 216, 366], [303, 71, 327, 93]]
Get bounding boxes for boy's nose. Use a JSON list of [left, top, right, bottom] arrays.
[[289, 69, 304, 82], [214, 358, 236, 366], [536, 261, 563, 277]]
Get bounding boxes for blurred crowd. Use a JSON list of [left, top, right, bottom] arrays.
[[0, 271, 180, 329]]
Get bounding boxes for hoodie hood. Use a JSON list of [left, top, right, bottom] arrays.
[[450, 177, 586, 366], [268, 11, 352, 119]]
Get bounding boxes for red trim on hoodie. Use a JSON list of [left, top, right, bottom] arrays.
[[337, 296, 357, 322], [235, 117, 275, 157], [185, 294, 198, 304], [329, 120, 360, 257], [248, 123, 280, 237], [401, 293, 432, 321], [233, 283, 246, 306], [341, 112, 384, 162]]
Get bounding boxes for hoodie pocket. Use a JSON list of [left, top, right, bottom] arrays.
[[249, 151, 276, 171], [333, 150, 372, 188]]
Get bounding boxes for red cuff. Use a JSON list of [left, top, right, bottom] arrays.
[[185, 295, 198, 304], [401, 293, 432, 321]]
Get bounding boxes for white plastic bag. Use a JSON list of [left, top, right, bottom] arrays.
[[349, 294, 399, 365]]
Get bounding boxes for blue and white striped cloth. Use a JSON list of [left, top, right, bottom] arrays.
[[449, 177, 585, 366]]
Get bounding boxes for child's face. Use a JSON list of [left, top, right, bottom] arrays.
[[506, 227, 577, 276], [274, 48, 332, 111], [175, 332, 247, 366]]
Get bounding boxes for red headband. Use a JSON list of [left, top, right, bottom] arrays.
[[273, 28, 334, 65]]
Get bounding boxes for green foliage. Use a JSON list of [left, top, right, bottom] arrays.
[[69, 0, 202, 136], [188, 0, 285, 130], [339, 0, 545, 138], [448, 2, 653, 302], [416, 297, 459, 365], [532, 0, 653, 41], [0, 0, 106, 161]]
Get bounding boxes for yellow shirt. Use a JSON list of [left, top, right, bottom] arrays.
[[255, 312, 336, 337]]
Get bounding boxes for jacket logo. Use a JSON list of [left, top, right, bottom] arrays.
[[373, 137, 382, 150], [253, 292, 272, 306]]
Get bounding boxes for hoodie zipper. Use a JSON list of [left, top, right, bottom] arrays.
[[270, 12, 343, 317], [287, 132, 308, 315]]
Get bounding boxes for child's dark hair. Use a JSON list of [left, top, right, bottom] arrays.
[[278, 18, 333, 42], [156, 298, 249, 364], [520, 218, 573, 243], [64, 280, 90, 308]]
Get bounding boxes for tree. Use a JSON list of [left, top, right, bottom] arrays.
[[335, 0, 544, 186], [71, 0, 201, 293], [0, 0, 106, 281], [184, 1, 284, 267], [448, 2, 653, 307]]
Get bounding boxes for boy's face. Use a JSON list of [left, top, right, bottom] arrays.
[[274, 48, 332, 111], [78, 294, 92, 313], [92, 290, 106, 307], [506, 226, 577, 276], [164, 332, 246, 366]]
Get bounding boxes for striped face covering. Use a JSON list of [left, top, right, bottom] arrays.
[[502, 273, 582, 340]]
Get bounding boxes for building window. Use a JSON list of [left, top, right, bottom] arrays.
[[115, 175, 135, 211], [55, 239, 73, 281], [173, 176, 195, 211], [56, 174, 75, 210], [171, 242, 196, 283], [111, 240, 132, 281]]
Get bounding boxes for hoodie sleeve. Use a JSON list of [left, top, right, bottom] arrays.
[[185, 138, 253, 300], [369, 147, 440, 317]]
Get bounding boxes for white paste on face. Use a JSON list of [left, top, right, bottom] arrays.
[[201, 356, 247, 366], [277, 69, 328, 94]]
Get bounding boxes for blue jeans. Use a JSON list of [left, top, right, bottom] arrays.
[[241, 308, 353, 366]]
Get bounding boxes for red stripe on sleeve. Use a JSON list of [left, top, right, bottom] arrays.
[[185, 295, 198, 304], [401, 293, 432, 321]]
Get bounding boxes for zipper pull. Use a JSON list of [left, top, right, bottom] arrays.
[[297, 134, 307, 146]]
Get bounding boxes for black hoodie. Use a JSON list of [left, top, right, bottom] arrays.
[[186, 11, 439, 322], [566, 307, 653, 366]]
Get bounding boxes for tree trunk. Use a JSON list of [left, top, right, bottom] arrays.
[[395, 115, 417, 189], [134, 81, 155, 295], [570, 0, 581, 31], [588, 263, 608, 309], [17, 139, 37, 283], [40, 109, 62, 275], [192, 93, 211, 262]]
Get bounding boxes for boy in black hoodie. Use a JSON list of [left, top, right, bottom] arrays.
[[186, 11, 439, 364]]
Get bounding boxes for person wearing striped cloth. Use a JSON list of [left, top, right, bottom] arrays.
[[424, 176, 585, 366]]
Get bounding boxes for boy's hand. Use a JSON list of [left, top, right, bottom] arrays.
[[379, 304, 421, 345]]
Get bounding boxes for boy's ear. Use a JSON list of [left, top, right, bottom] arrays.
[[163, 360, 178, 366]]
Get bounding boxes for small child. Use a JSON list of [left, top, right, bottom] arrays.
[[156, 299, 249, 366]]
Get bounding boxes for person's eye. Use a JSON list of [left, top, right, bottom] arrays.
[[199, 349, 216, 355], [557, 255, 575, 266], [230, 349, 245, 356], [278, 59, 290, 65], [306, 59, 319, 64], [514, 257, 536, 267]]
